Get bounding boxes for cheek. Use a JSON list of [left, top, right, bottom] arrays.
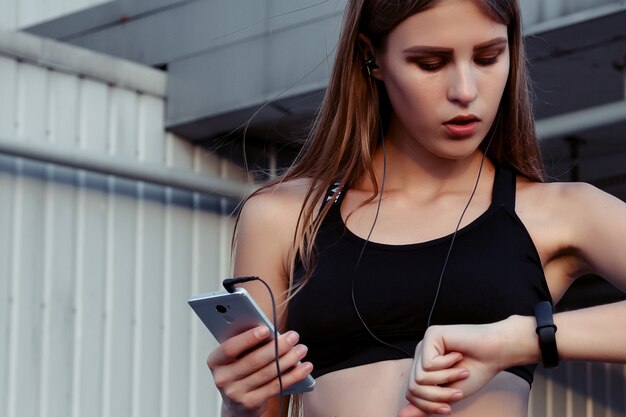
[[385, 71, 438, 117], [388, 85, 436, 131]]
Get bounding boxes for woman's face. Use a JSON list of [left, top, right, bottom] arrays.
[[371, 0, 510, 161]]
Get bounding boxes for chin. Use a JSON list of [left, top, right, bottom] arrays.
[[430, 141, 484, 161]]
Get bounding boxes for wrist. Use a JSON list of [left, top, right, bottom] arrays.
[[497, 315, 541, 370]]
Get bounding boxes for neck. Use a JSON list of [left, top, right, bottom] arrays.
[[361, 139, 491, 194]]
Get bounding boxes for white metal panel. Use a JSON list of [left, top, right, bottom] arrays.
[[187, 146, 241, 417], [73, 173, 108, 417], [102, 182, 137, 417], [188, 208, 229, 417], [166, 131, 195, 170], [0, 55, 18, 135], [0, 162, 239, 417], [0, 1, 17, 30], [16, 63, 48, 140], [48, 71, 81, 147], [161, 195, 193, 417], [138, 94, 166, 165], [40, 167, 78, 417], [109, 88, 139, 159], [0, 156, 15, 417], [8, 161, 47, 417], [133, 187, 166, 417], [78, 78, 110, 153], [0, 27, 247, 417]]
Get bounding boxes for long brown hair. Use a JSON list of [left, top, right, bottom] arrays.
[[235, 0, 544, 300]]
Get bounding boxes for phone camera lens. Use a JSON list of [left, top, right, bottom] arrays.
[[215, 305, 227, 314]]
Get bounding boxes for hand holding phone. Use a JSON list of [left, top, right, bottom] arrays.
[[188, 287, 315, 395]]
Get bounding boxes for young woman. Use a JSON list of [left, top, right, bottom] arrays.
[[206, 1, 626, 416]]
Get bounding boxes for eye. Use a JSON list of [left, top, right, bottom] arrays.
[[415, 58, 448, 72], [475, 49, 505, 66]]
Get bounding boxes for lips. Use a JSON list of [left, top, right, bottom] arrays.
[[443, 114, 481, 137]]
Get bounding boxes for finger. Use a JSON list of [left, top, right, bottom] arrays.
[[421, 351, 463, 372], [405, 391, 455, 416], [265, 361, 314, 395], [207, 326, 271, 369], [241, 343, 310, 390], [239, 361, 314, 408], [225, 331, 301, 381], [407, 381, 463, 404], [415, 367, 469, 386]]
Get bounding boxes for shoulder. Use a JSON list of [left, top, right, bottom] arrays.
[[233, 178, 319, 298], [233, 178, 319, 317], [238, 178, 316, 230], [516, 178, 617, 220], [234, 178, 321, 277]]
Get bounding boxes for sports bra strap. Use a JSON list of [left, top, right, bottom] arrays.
[[322, 166, 516, 211], [321, 181, 344, 210], [492, 166, 516, 210]]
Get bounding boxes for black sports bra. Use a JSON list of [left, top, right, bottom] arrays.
[[286, 166, 551, 385]]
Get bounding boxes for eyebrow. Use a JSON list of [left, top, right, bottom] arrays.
[[402, 37, 508, 55]]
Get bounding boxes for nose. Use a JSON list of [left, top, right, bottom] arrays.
[[447, 63, 478, 106]]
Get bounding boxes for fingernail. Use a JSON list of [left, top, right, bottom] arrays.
[[451, 391, 463, 400], [295, 344, 308, 356], [286, 331, 299, 344], [459, 370, 469, 378], [437, 407, 451, 415], [302, 362, 313, 372], [255, 326, 269, 338]]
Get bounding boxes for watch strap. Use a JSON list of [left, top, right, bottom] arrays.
[[535, 301, 559, 368]]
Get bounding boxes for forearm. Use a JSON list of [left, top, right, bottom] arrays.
[[402, 300, 626, 416], [502, 300, 626, 368], [554, 300, 626, 362]]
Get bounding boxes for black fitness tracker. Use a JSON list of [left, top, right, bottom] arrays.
[[534, 301, 559, 368]]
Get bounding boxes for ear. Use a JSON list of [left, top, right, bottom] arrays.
[[358, 33, 383, 80]]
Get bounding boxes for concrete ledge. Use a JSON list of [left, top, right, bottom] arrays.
[[0, 135, 253, 198], [0, 29, 166, 96], [536, 100, 626, 140]]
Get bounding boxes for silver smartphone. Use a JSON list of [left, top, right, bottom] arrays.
[[188, 287, 315, 395]]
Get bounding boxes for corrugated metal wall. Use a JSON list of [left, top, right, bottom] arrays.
[[0, 0, 111, 30], [532, 363, 626, 417], [0, 31, 245, 417]]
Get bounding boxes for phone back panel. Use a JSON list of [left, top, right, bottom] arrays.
[[188, 289, 275, 343]]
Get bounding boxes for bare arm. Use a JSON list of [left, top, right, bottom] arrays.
[[399, 300, 626, 417], [562, 183, 626, 292], [400, 183, 626, 416], [206, 183, 314, 417]]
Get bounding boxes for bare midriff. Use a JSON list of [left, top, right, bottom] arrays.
[[301, 359, 530, 417]]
